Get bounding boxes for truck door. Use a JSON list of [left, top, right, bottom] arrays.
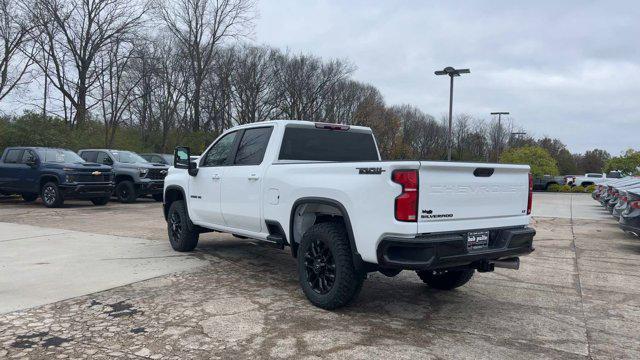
[[188, 131, 239, 227], [19, 150, 40, 193], [1, 149, 24, 191], [220, 126, 273, 233]]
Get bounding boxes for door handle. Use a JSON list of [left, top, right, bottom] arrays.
[[248, 174, 259, 181], [212, 174, 221, 180]]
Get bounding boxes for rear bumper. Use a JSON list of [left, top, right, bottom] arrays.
[[59, 183, 114, 199], [377, 227, 535, 270]]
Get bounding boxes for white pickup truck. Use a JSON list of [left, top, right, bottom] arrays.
[[163, 120, 535, 309]]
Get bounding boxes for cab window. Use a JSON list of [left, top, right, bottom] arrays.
[[201, 132, 238, 167], [21, 150, 37, 164], [96, 152, 113, 165], [4, 149, 23, 164], [81, 151, 98, 162], [234, 127, 273, 166]]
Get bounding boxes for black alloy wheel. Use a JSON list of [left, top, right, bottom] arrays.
[[304, 238, 337, 295], [116, 181, 136, 203], [169, 209, 183, 241], [167, 200, 198, 251]]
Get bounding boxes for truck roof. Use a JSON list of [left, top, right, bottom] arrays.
[[3, 146, 70, 151], [230, 120, 373, 133], [78, 149, 134, 152]]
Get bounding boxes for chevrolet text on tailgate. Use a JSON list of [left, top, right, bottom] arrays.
[[163, 120, 535, 309]]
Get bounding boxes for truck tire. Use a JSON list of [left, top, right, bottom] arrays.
[[167, 200, 199, 251], [152, 193, 163, 202], [116, 180, 137, 203], [21, 193, 38, 202], [297, 222, 364, 310], [41, 182, 64, 208], [90, 196, 110, 206], [416, 269, 475, 290]]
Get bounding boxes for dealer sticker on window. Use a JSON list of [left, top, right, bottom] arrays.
[[467, 231, 490, 251]]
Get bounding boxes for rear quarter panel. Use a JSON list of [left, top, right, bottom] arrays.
[[263, 161, 421, 263]]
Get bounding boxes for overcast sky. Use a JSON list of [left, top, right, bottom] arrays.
[[255, 0, 639, 155]]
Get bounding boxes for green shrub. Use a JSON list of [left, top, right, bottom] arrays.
[[560, 185, 572, 192], [585, 184, 596, 193], [546, 183, 561, 192], [571, 185, 585, 193]]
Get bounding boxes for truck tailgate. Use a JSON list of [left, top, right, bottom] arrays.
[[417, 161, 530, 233]]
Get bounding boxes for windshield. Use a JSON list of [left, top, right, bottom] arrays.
[[38, 149, 85, 163], [110, 151, 148, 164]]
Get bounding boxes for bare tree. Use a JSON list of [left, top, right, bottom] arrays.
[[0, 0, 34, 102], [28, 0, 147, 126], [274, 52, 353, 121], [158, 0, 255, 131], [323, 79, 378, 124], [231, 44, 281, 124], [96, 41, 143, 147]]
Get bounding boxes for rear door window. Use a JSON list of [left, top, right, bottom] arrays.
[[96, 152, 113, 165], [4, 149, 24, 164], [234, 127, 273, 166], [21, 150, 37, 164], [278, 127, 379, 162], [81, 151, 98, 162]]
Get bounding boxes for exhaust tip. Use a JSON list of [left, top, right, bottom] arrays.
[[490, 257, 520, 270]]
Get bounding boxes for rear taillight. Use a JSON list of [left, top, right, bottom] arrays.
[[392, 170, 419, 222], [527, 173, 533, 215], [631, 201, 640, 209]]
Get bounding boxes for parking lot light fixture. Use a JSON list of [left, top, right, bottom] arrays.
[[490, 111, 510, 160], [435, 67, 470, 161]]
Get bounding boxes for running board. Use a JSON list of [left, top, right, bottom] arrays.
[[265, 234, 286, 249]]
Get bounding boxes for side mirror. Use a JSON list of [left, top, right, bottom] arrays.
[[174, 146, 198, 176], [26, 158, 37, 167]]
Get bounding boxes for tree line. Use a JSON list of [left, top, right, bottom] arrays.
[[0, 0, 637, 175]]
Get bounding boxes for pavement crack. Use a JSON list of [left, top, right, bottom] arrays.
[[569, 194, 593, 359], [0, 232, 70, 243]]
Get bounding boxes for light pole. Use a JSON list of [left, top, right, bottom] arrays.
[[490, 111, 509, 161], [435, 67, 470, 161], [510, 131, 526, 147]]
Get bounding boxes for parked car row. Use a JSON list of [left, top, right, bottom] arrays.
[[566, 171, 624, 187], [0, 147, 174, 208], [591, 176, 640, 237], [533, 171, 625, 191]]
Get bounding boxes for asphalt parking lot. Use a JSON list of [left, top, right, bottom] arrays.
[[1, 193, 639, 359]]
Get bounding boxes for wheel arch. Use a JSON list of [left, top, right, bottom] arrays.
[[289, 197, 361, 264], [39, 173, 60, 188], [114, 174, 134, 184], [164, 185, 187, 220]]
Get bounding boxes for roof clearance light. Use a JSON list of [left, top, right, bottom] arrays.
[[314, 122, 350, 131]]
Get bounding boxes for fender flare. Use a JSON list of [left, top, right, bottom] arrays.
[[38, 173, 62, 186], [163, 185, 187, 220], [289, 197, 362, 266]]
